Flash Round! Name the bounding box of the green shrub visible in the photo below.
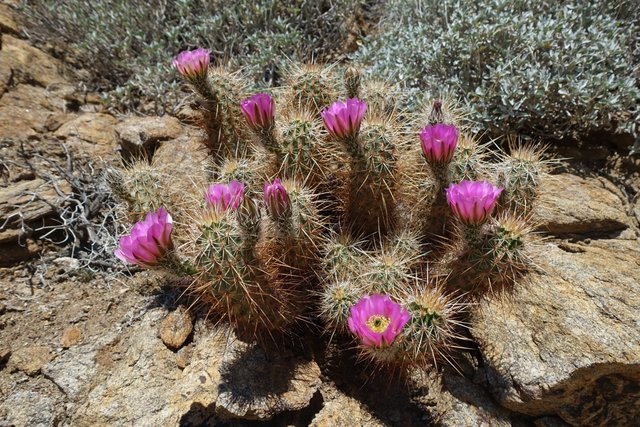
[22,0,364,113]
[356,0,640,152]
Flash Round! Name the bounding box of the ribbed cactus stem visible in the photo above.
[462,224,484,250]
[163,253,198,276]
[431,162,451,189]
[343,134,364,163]
[258,127,281,157]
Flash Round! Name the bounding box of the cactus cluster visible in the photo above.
[111,49,550,374]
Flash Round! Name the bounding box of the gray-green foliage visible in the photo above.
[357,0,640,151]
[22,0,362,113]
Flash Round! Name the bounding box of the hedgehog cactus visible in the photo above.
[112,52,551,375]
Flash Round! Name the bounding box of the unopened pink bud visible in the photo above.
[263,179,291,220]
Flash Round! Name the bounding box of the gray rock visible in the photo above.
[0,391,63,427]
[42,343,96,398]
[472,240,640,426]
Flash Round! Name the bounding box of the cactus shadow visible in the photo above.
[318,336,436,426]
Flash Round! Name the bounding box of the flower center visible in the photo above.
[366,315,391,333]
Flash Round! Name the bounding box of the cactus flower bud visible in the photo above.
[420,123,458,165]
[344,66,362,99]
[321,98,367,140]
[347,294,410,347]
[240,93,275,131]
[206,180,245,211]
[428,100,444,124]
[114,207,173,268]
[172,48,210,82]
[446,180,503,225]
[263,179,291,220]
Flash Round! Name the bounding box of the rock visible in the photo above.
[175,344,192,369]
[215,342,322,421]
[0,178,71,243]
[9,345,54,375]
[0,104,52,139]
[311,387,385,426]
[60,326,82,348]
[0,83,57,111]
[0,4,20,36]
[413,370,513,427]
[116,115,183,157]
[53,256,81,272]
[472,240,640,426]
[159,305,193,350]
[536,174,631,235]
[0,346,10,365]
[72,309,227,426]
[0,391,63,427]
[0,238,41,265]
[152,133,208,177]
[535,416,572,427]
[42,341,97,398]
[0,35,67,87]
[44,112,77,132]
[54,112,118,158]
[0,59,12,97]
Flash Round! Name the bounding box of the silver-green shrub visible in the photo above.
[22,0,363,113]
[356,0,640,152]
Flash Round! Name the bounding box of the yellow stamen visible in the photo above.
[366,315,391,333]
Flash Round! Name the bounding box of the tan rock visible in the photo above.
[60,326,82,348]
[159,305,193,349]
[54,112,118,158]
[0,178,71,242]
[0,59,12,97]
[72,309,227,426]
[535,174,631,235]
[0,35,67,87]
[115,115,183,156]
[0,83,57,110]
[175,344,192,369]
[472,240,640,426]
[9,345,54,376]
[0,104,51,139]
[0,4,20,36]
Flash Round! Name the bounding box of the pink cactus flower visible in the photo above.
[114,207,173,268]
[172,48,210,82]
[264,179,291,220]
[446,180,504,225]
[206,180,245,211]
[420,123,458,164]
[240,93,275,130]
[347,294,410,348]
[321,98,367,139]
